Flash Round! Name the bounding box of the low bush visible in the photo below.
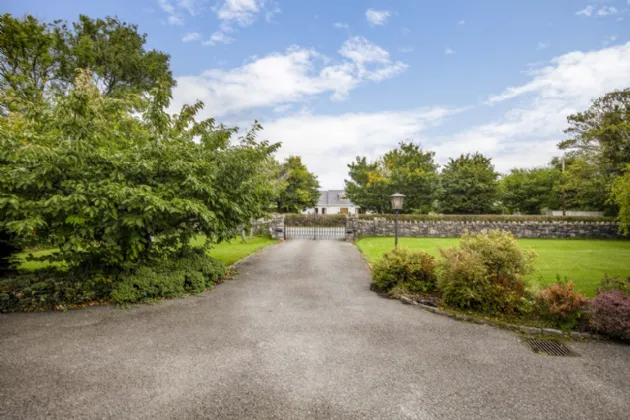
[0,248,227,311]
[536,279,589,330]
[438,230,535,314]
[371,248,437,296]
[284,214,347,227]
[110,249,226,305]
[590,291,630,341]
[596,274,630,295]
[357,214,615,223]
[0,228,21,275]
[0,269,112,312]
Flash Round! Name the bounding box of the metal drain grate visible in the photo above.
[524,339,576,356]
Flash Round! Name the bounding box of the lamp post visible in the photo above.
[390,193,406,248]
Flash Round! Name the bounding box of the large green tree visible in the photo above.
[438,153,499,214]
[275,156,320,213]
[559,88,630,177]
[0,13,174,108]
[0,70,277,271]
[499,166,562,214]
[555,156,609,212]
[345,142,439,213]
[610,165,630,235]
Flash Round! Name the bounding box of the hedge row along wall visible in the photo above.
[348,216,624,240]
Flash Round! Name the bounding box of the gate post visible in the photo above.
[271,214,285,241]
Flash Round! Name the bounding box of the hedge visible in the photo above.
[357,214,616,223]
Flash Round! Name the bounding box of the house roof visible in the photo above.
[316,190,356,207]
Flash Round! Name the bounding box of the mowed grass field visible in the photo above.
[17,235,278,271]
[355,237,630,297]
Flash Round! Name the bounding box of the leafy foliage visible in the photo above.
[438,153,499,214]
[357,214,615,223]
[0,13,173,107]
[284,214,347,227]
[609,166,630,235]
[0,249,226,311]
[536,278,588,330]
[345,142,439,213]
[590,291,630,341]
[557,156,609,213]
[371,248,437,295]
[110,250,226,305]
[559,88,630,178]
[0,268,112,312]
[0,228,20,274]
[597,274,630,295]
[0,70,279,271]
[275,156,320,213]
[437,230,535,314]
[499,166,562,214]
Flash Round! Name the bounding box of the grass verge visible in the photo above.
[355,237,630,297]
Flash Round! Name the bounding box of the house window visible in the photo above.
[322,208,327,215]
[315,208,319,214]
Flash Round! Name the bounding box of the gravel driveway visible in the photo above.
[1,240,629,419]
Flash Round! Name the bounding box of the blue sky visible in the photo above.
[6,0,630,188]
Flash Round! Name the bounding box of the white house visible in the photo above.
[302,190,360,215]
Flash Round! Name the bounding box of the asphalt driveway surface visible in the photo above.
[1,240,629,420]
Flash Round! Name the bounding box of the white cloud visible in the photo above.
[365,9,391,26]
[168,15,184,25]
[333,22,348,29]
[398,46,414,53]
[458,19,465,25]
[603,35,618,46]
[260,108,462,189]
[158,0,184,25]
[460,42,630,171]
[202,31,235,46]
[182,32,202,42]
[209,1,279,46]
[597,6,618,16]
[171,37,407,117]
[537,41,551,50]
[339,36,407,82]
[444,48,455,55]
[157,0,176,14]
[177,0,202,15]
[216,0,264,27]
[576,5,594,16]
[576,5,619,17]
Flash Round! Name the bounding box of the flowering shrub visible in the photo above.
[536,279,588,330]
[590,291,630,341]
[372,248,437,295]
[437,230,535,314]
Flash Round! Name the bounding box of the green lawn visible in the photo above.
[17,235,278,270]
[191,235,278,266]
[355,237,630,297]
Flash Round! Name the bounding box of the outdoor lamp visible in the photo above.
[390,193,405,247]
[390,193,405,211]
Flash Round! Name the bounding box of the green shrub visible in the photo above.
[371,248,437,295]
[0,228,21,275]
[357,214,615,223]
[536,278,589,330]
[0,269,111,312]
[596,274,630,295]
[110,250,226,305]
[437,230,535,314]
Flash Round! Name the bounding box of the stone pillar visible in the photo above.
[270,214,285,240]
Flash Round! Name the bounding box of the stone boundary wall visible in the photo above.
[347,217,624,240]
